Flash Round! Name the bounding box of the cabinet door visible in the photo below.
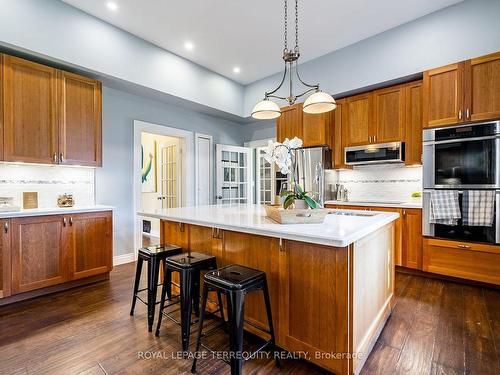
[0,55,3,160]
[369,206,403,266]
[3,55,58,164]
[302,111,331,147]
[11,215,67,294]
[279,241,350,375]
[344,93,372,146]
[402,209,422,270]
[373,85,405,143]
[423,62,464,127]
[59,71,102,166]
[464,52,500,122]
[404,81,423,165]
[0,219,11,298]
[331,99,352,170]
[276,103,303,143]
[68,212,112,280]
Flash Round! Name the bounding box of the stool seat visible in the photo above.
[205,265,264,290]
[139,244,182,257]
[166,252,215,269]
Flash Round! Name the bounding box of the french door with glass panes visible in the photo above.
[160,141,181,208]
[216,144,252,205]
[256,146,276,204]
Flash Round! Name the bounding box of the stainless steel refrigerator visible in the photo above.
[290,146,332,206]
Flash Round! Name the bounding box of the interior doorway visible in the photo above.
[133,120,195,252]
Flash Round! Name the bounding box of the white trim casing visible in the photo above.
[195,133,214,205]
[113,253,135,266]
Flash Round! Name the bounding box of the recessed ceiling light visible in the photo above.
[106,1,118,11]
[184,41,194,51]
[233,67,241,74]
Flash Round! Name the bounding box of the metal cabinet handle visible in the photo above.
[466,108,470,119]
[457,244,471,249]
[458,110,462,120]
[53,153,58,163]
[3,222,8,233]
[69,217,73,226]
[63,217,67,227]
[60,153,64,163]
[373,135,376,143]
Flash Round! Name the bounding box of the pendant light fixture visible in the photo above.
[251,0,336,120]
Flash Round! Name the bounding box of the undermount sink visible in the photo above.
[327,211,374,217]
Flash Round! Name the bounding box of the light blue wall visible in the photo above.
[243,120,276,142]
[243,0,500,116]
[96,86,246,256]
[0,0,244,116]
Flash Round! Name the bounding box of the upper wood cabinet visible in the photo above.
[465,52,500,122]
[302,111,333,147]
[344,92,372,147]
[59,71,102,166]
[1,54,102,166]
[276,103,303,143]
[332,99,351,169]
[3,55,59,164]
[373,84,405,143]
[423,51,500,127]
[404,81,423,165]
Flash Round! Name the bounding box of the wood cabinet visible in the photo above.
[5,212,112,296]
[1,54,102,166]
[404,81,423,165]
[302,111,333,147]
[3,55,59,164]
[344,92,372,146]
[423,51,500,127]
[423,238,500,285]
[278,240,349,375]
[59,71,102,166]
[161,220,189,249]
[68,211,112,280]
[11,215,67,294]
[276,103,303,143]
[332,99,351,169]
[401,208,422,270]
[373,84,405,143]
[465,52,500,122]
[0,219,11,298]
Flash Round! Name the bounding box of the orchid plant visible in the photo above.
[264,137,318,209]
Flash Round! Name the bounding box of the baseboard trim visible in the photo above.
[113,252,136,266]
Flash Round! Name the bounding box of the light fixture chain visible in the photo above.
[284,0,288,52]
[295,0,299,51]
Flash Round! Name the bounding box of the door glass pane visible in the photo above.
[231,152,238,163]
[224,168,230,182]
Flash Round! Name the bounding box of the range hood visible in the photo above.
[345,142,405,165]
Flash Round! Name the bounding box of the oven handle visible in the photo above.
[427,134,500,145]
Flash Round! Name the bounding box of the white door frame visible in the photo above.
[195,133,214,205]
[133,120,195,255]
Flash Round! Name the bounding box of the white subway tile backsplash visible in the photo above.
[332,164,422,202]
[0,164,95,208]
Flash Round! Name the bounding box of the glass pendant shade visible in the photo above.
[251,99,282,119]
[303,91,337,114]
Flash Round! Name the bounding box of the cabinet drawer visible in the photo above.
[423,238,500,285]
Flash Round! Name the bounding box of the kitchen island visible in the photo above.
[139,204,399,375]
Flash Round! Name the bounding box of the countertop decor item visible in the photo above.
[264,204,329,224]
[57,193,75,208]
[251,0,336,119]
[23,192,38,209]
[0,197,20,212]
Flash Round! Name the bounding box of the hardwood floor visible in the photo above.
[0,263,498,375]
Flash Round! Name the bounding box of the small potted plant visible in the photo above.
[264,137,319,210]
[280,184,318,209]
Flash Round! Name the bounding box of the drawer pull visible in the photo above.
[457,244,471,249]
[3,222,8,233]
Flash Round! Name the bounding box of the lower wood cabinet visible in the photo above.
[1,211,112,298]
[423,238,500,285]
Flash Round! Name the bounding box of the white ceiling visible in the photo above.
[61,0,462,85]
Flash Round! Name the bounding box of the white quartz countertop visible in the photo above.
[0,205,114,219]
[138,204,399,247]
[324,199,422,209]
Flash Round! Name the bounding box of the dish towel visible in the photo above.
[462,190,495,226]
[430,190,461,226]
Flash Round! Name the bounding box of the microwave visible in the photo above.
[423,121,500,189]
[345,142,404,165]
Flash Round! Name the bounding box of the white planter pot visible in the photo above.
[293,199,308,209]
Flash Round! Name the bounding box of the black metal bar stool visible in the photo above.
[129,244,182,332]
[156,252,225,353]
[191,264,280,375]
